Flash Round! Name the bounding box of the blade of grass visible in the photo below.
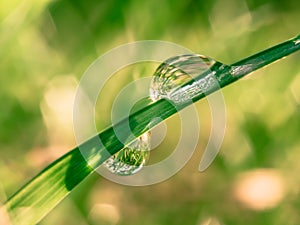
[3,34,300,225]
[4,99,178,225]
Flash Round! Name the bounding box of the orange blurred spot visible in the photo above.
[89,203,120,225]
[0,206,12,225]
[233,169,285,210]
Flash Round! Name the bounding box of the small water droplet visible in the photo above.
[149,54,217,103]
[104,132,150,176]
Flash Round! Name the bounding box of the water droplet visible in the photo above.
[104,132,150,176]
[150,54,217,102]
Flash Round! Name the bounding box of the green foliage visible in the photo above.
[1,1,300,225]
[3,35,300,224]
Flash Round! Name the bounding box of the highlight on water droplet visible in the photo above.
[104,132,150,176]
[150,54,217,102]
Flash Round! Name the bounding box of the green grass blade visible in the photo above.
[3,34,300,225]
[3,99,178,225]
[3,148,92,225]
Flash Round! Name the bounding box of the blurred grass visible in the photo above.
[1,0,300,224]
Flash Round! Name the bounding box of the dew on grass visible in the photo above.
[103,132,150,176]
[104,54,217,176]
[150,54,217,103]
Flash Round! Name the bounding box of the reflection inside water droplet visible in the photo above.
[150,54,216,102]
[103,132,150,176]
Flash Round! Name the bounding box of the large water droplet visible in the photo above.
[150,54,217,102]
[104,132,150,176]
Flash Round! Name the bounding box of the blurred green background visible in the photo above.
[1,0,300,224]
